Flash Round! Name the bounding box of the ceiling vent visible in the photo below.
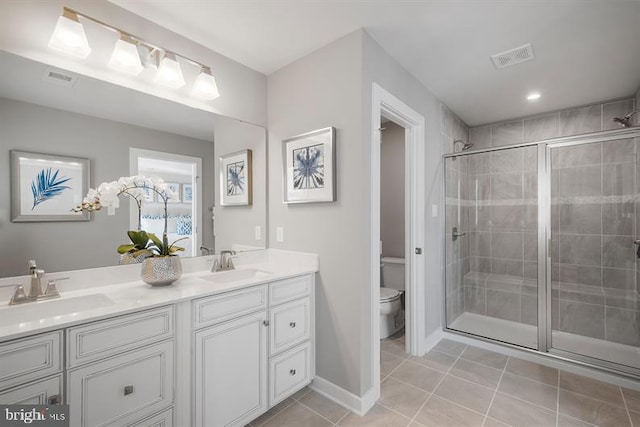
[491,44,534,69]
[42,68,78,87]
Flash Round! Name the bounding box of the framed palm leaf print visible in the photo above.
[283,127,336,203]
[11,150,90,222]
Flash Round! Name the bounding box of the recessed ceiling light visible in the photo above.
[527,92,541,101]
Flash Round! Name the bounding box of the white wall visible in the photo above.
[0,0,267,126]
[0,97,215,277]
[380,121,405,258]
[268,31,364,394]
[636,87,640,125]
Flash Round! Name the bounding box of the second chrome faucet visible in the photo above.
[211,250,236,272]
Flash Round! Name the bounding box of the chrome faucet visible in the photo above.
[212,250,236,272]
[28,259,45,299]
[1,260,65,306]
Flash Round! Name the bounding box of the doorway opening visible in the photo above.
[367,83,426,412]
[130,148,203,257]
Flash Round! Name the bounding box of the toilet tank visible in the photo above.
[381,257,405,291]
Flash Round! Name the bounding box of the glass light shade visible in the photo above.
[109,38,143,75]
[154,55,185,89]
[192,70,220,100]
[48,15,91,59]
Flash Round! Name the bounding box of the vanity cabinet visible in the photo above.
[193,285,269,427]
[192,274,315,427]
[66,306,175,427]
[0,375,63,405]
[0,331,63,405]
[0,269,315,427]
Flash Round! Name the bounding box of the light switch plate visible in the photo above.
[276,227,284,243]
[255,226,261,241]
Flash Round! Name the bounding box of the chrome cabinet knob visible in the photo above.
[289,369,296,376]
[124,385,134,396]
[289,322,296,328]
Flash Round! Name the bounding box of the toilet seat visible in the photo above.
[380,287,400,302]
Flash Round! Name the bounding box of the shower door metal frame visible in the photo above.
[443,126,640,378]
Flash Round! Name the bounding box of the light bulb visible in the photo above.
[192,68,220,100]
[109,36,143,75]
[154,53,185,89]
[48,12,91,59]
[527,92,541,101]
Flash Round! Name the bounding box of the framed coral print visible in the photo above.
[10,150,90,222]
[219,149,252,206]
[283,127,335,204]
[182,183,193,203]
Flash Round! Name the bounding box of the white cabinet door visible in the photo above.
[67,340,174,427]
[0,375,62,405]
[194,311,267,427]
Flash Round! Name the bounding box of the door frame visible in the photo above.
[368,83,426,409]
[130,147,203,255]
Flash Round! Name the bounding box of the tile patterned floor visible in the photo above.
[247,334,640,427]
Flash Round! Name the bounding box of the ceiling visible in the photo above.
[110,0,640,126]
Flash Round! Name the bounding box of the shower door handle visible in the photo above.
[452,227,466,241]
[633,240,640,245]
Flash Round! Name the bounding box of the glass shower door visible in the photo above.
[548,137,640,371]
[445,146,539,349]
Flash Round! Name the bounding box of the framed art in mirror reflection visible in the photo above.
[10,150,90,222]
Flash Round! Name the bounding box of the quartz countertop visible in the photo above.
[0,249,318,343]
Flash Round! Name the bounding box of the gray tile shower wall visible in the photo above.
[467,98,636,151]
[457,96,640,342]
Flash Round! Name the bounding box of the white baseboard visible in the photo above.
[309,376,376,416]
[423,328,444,354]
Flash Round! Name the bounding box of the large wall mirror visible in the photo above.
[0,50,267,278]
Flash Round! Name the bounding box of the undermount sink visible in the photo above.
[0,293,115,326]
[199,268,273,284]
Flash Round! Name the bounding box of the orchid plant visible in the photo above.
[73,175,184,257]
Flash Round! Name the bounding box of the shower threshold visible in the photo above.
[449,312,640,373]
[448,312,537,349]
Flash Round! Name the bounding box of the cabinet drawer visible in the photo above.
[67,306,174,368]
[0,331,62,391]
[269,275,311,306]
[67,340,174,427]
[270,298,310,355]
[0,374,62,405]
[127,407,173,427]
[269,342,311,406]
[193,285,267,329]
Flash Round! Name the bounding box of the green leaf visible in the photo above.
[117,244,136,254]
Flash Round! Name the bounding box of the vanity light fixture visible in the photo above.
[108,34,144,76]
[49,7,220,99]
[48,9,92,59]
[155,53,186,89]
[192,67,220,100]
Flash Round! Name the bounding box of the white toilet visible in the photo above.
[380,256,405,339]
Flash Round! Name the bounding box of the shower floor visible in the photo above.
[449,312,640,371]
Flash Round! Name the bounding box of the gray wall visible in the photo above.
[0,97,214,277]
[268,31,364,394]
[362,30,450,377]
[381,121,405,258]
[268,29,451,397]
[213,115,267,251]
